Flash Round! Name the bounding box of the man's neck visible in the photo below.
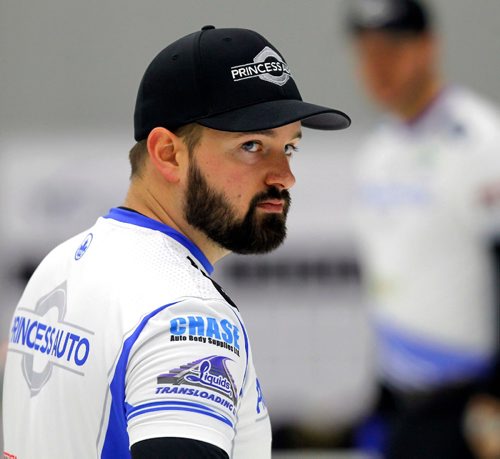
[123,180,229,265]
[397,77,443,123]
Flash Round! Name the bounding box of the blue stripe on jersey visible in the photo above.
[127,401,234,427]
[104,207,214,274]
[126,399,221,418]
[131,407,233,428]
[101,301,180,459]
[376,320,494,387]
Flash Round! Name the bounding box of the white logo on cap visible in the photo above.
[353,0,399,27]
[230,46,292,87]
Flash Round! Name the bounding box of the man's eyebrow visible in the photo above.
[233,129,303,140]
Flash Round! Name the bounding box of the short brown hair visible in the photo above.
[128,123,204,178]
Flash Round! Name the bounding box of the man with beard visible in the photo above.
[2,26,350,458]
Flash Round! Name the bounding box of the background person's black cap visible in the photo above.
[347,0,430,35]
[134,26,351,141]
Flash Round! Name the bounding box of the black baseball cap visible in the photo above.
[134,26,351,141]
[347,0,430,35]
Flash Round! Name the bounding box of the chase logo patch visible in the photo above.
[231,46,291,87]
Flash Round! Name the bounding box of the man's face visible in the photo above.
[183,122,301,254]
[353,30,434,113]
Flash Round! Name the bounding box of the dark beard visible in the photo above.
[184,158,291,254]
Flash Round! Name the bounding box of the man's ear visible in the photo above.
[146,127,186,183]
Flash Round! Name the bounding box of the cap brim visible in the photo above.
[197,99,351,132]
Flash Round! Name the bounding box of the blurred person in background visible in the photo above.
[346,0,500,457]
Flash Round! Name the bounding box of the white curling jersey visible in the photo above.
[2,207,271,458]
[353,87,500,392]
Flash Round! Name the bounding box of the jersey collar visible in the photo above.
[103,207,214,275]
[393,86,450,130]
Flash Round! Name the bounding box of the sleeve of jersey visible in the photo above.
[124,297,247,456]
[453,141,500,237]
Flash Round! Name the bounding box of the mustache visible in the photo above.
[251,187,291,208]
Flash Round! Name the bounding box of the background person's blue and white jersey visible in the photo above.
[2,207,270,458]
[353,87,500,392]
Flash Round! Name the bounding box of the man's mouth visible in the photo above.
[256,199,285,213]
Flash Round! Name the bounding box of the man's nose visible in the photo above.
[264,153,296,191]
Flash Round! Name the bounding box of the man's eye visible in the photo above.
[285,144,299,156]
[241,141,261,153]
